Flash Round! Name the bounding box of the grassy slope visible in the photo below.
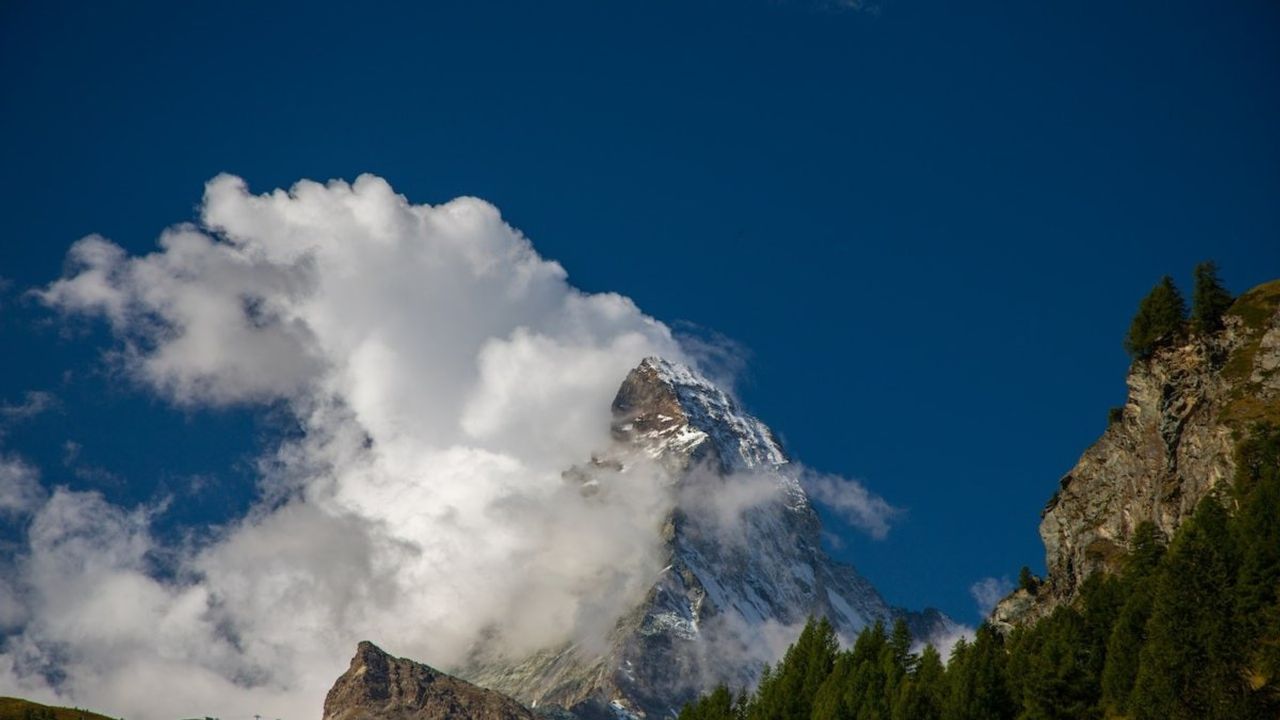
[0,698,117,720]
[1221,278,1280,429]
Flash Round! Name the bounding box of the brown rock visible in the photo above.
[323,641,536,720]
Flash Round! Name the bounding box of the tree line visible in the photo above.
[1124,260,1232,359]
[678,423,1280,720]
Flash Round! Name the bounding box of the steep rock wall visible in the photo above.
[995,280,1280,629]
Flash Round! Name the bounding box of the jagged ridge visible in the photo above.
[465,357,953,718]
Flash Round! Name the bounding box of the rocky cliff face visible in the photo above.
[994,280,1280,630]
[462,357,952,718]
[324,642,535,720]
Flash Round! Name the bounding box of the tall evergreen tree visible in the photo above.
[1017,607,1102,720]
[678,685,742,720]
[811,651,854,720]
[888,618,915,684]
[1101,526,1165,718]
[1191,260,1233,333]
[813,621,891,720]
[1132,498,1244,720]
[943,625,1013,720]
[1124,276,1188,358]
[749,616,838,720]
[1230,424,1280,715]
[893,645,945,720]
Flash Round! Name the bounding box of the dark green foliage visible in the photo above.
[1231,425,1280,713]
[811,620,891,720]
[749,616,839,720]
[1124,276,1187,359]
[1131,498,1244,719]
[1122,522,1166,579]
[943,624,1013,720]
[1018,566,1039,592]
[1010,607,1098,720]
[680,425,1280,720]
[1100,524,1164,716]
[678,685,744,720]
[893,644,945,720]
[1191,260,1233,333]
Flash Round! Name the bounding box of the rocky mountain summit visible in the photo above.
[461,357,951,718]
[995,280,1280,630]
[323,642,535,720]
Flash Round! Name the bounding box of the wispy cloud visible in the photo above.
[801,468,900,540]
[0,391,56,428]
[0,455,44,517]
[970,576,1014,616]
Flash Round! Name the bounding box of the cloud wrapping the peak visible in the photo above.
[8,174,688,718]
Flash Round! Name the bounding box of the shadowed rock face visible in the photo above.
[994,280,1280,630]
[324,641,535,720]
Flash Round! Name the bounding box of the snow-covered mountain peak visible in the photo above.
[464,357,954,719]
[611,356,787,473]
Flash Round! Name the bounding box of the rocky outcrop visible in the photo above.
[463,357,953,718]
[994,280,1280,630]
[323,641,535,720]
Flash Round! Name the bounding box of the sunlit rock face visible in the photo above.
[995,281,1280,631]
[324,641,535,720]
[463,357,953,719]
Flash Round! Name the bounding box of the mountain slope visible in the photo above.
[995,279,1280,629]
[463,357,951,718]
[0,698,116,720]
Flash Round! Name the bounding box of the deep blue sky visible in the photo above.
[1,0,1277,623]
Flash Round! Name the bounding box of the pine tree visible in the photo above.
[1191,260,1233,333]
[678,685,742,720]
[1106,517,1167,711]
[1230,424,1280,715]
[1017,607,1099,720]
[893,645,945,720]
[943,625,1013,720]
[1132,498,1244,720]
[811,652,854,720]
[1018,566,1039,592]
[814,620,890,720]
[1232,425,1280,625]
[749,616,838,720]
[1078,573,1124,685]
[888,618,915,679]
[1124,276,1188,359]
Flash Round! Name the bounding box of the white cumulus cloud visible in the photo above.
[5,174,688,719]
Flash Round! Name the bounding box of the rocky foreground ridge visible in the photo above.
[994,279,1280,630]
[323,642,534,720]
